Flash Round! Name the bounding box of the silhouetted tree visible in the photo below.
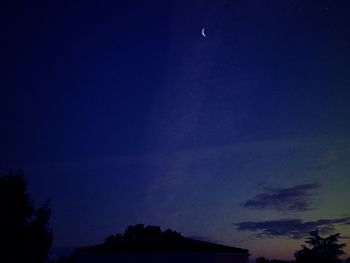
[124,224,162,242]
[104,233,123,246]
[294,229,345,263]
[76,224,248,254]
[0,170,52,263]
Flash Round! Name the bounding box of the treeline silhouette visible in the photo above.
[76,224,248,254]
[1,171,349,263]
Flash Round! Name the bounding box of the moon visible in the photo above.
[201,27,206,38]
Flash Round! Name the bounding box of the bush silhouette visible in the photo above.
[0,170,52,263]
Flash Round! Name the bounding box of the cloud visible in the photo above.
[242,184,320,212]
[235,217,350,239]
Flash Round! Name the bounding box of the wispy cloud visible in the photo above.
[235,217,350,239]
[242,184,320,212]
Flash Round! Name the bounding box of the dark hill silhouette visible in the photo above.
[75,224,248,254]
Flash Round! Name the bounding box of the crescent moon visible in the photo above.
[202,27,206,38]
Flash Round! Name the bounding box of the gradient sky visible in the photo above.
[1,0,350,260]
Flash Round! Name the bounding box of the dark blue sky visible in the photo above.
[1,0,350,260]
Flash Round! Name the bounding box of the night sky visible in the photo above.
[1,0,350,260]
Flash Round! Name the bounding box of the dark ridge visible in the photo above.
[75,224,248,254]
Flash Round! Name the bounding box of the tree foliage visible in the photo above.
[99,224,183,252]
[76,224,248,254]
[294,229,345,263]
[0,170,52,263]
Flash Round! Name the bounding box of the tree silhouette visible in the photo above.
[0,170,52,263]
[77,224,248,254]
[123,224,162,243]
[294,229,345,263]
